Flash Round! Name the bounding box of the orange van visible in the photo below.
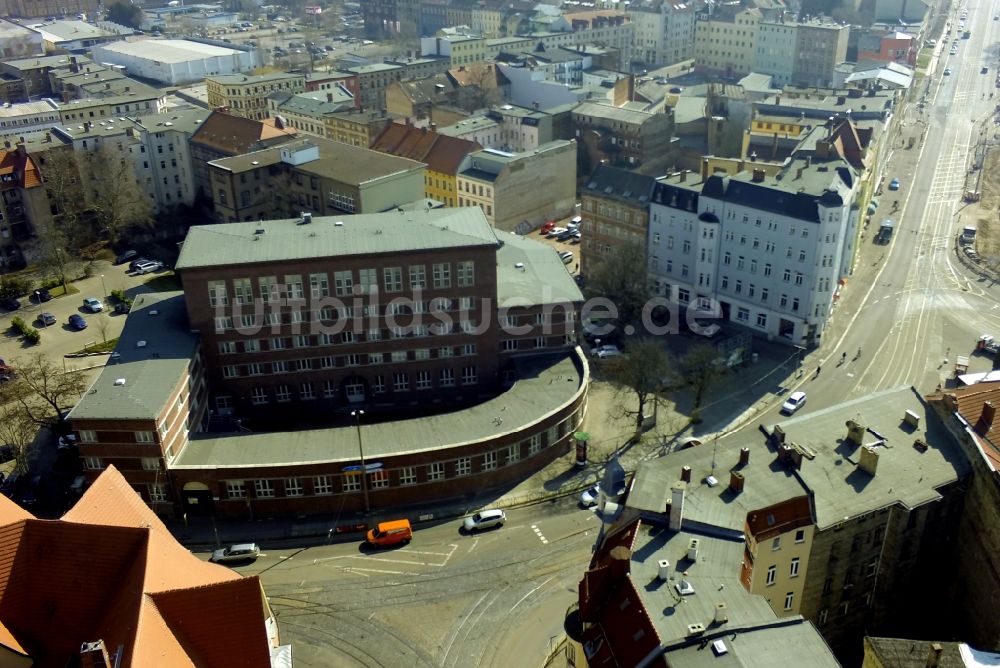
[366,519,412,547]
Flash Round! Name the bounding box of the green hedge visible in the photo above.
[10,316,40,344]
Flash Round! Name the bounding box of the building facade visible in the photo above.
[205,72,306,120]
[579,164,657,271]
[571,101,673,171]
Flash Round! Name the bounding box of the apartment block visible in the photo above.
[208,138,426,223]
[571,101,673,172]
[456,140,577,233]
[347,63,405,110]
[626,0,702,68]
[579,164,657,271]
[420,34,491,68]
[693,4,763,78]
[371,123,481,207]
[648,125,861,346]
[0,98,60,138]
[205,72,306,120]
[305,70,361,102]
[0,144,48,268]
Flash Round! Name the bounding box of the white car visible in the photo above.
[134,260,163,275]
[943,68,953,76]
[462,508,506,532]
[781,391,807,415]
[591,344,622,359]
[546,226,568,238]
[210,542,260,563]
[580,484,601,507]
[559,250,574,264]
[82,297,103,312]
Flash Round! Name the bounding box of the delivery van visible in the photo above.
[366,519,412,547]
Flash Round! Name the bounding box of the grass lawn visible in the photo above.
[143,273,180,292]
[72,337,119,355]
[916,50,931,70]
[49,283,79,298]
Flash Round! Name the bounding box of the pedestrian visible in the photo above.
[815,365,822,377]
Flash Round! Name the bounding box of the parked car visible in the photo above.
[114,301,132,314]
[114,249,138,265]
[781,391,807,415]
[37,312,56,327]
[591,344,622,359]
[555,229,575,241]
[366,519,413,547]
[82,297,103,312]
[888,177,901,190]
[570,215,582,225]
[580,484,601,508]
[944,68,953,76]
[559,250,574,264]
[68,314,87,330]
[546,226,568,238]
[134,260,163,275]
[29,288,51,303]
[1,297,19,311]
[462,508,506,532]
[128,257,150,271]
[210,542,261,563]
[540,220,556,235]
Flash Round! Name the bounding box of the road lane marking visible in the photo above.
[532,524,549,545]
[509,576,556,614]
[467,538,479,554]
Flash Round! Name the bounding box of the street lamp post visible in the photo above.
[351,409,370,513]
[100,274,108,303]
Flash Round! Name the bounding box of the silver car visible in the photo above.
[210,542,260,563]
[462,508,506,532]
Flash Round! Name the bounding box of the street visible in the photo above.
[204,500,599,667]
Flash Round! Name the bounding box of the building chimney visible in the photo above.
[859,445,880,475]
[846,420,866,446]
[729,471,744,493]
[83,122,91,132]
[738,447,750,467]
[80,641,111,668]
[982,401,997,426]
[430,122,437,131]
[926,643,943,668]
[772,425,786,444]
[327,92,333,102]
[752,168,765,183]
[609,545,631,581]
[681,465,691,482]
[678,170,687,183]
[669,481,686,530]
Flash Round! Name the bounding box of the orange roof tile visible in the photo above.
[0,466,272,667]
[930,384,1000,469]
[191,110,297,156]
[371,123,480,176]
[0,493,32,527]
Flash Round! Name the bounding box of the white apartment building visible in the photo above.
[0,98,60,138]
[626,0,701,68]
[132,107,206,211]
[648,130,860,346]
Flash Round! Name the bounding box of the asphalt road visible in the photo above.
[206,499,600,667]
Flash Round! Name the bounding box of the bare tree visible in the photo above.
[583,240,651,332]
[605,338,675,437]
[5,353,89,425]
[84,145,154,247]
[0,405,38,474]
[37,149,90,290]
[680,343,726,423]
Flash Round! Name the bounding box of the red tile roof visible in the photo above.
[191,110,297,156]
[371,122,480,176]
[0,466,273,667]
[930,383,1000,470]
[0,149,43,189]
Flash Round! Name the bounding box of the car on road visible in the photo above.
[68,314,87,330]
[580,484,601,507]
[462,508,506,532]
[114,249,138,265]
[210,542,261,564]
[944,68,953,76]
[0,297,19,311]
[888,177,901,190]
[37,312,56,327]
[128,257,150,271]
[29,288,51,303]
[781,391,807,415]
[82,297,103,312]
[591,344,622,359]
[982,67,989,75]
[546,226,568,239]
[559,250,574,264]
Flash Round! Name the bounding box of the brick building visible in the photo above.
[579,164,657,272]
[205,72,305,120]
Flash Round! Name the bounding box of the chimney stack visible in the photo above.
[752,168,765,183]
[859,445,880,475]
[738,447,750,467]
[982,401,997,426]
[609,545,631,581]
[729,471,744,493]
[926,643,943,668]
[772,425,786,444]
[669,481,686,531]
[846,420,865,446]
[679,170,687,183]
[681,465,691,482]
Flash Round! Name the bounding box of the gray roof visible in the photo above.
[628,386,969,532]
[661,617,841,667]
[134,106,209,135]
[207,72,303,85]
[271,89,354,115]
[347,62,404,75]
[176,208,500,270]
[583,163,656,206]
[2,54,84,71]
[436,116,499,137]
[573,101,658,124]
[171,353,586,468]
[93,39,244,63]
[68,292,199,421]
[494,229,584,306]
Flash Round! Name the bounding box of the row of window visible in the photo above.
[245,366,479,404]
[223,347,480,378]
[206,264,477,306]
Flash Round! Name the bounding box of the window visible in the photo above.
[428,462,445,481]
[440,368,455,387]
[772,537,781,551]
[141,457,160,471]
[756,313,767,328]
[334,270,353,296]
[457,260,474,287]
[285,478,303,496]
[275,384,291,402]
[207,280,228,306]
[784,592,794,610]
[251,387,268,404]
[310,273,329,298]
[866,561,878,578]
[284,274,303,300]
[393,372,409,392]
[433,262,451,288]
[370,470,389,489]
[766,565,776,586]
[218,341,236,354]
[455,457,471,476]
[409,264,426,289]
[416,370,432,389]
[314,475,332,495]
[737,307,749,322]
[357,268,377,294]
[135,431,154,444]
[383,267,402,293]
[254,479,274,498]
[529,434,542,455]
[342,474,361,492]
[818,609,828,626]
[483,451,497,470]
[226,480,245,498]
[790,558,800,577]
[461,366,477,385]
[795,529,806,543]
[373,375,386,394]
[78,430,97,443]
[399,467,417,485]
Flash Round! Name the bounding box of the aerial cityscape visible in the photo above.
[0,0,995,666]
